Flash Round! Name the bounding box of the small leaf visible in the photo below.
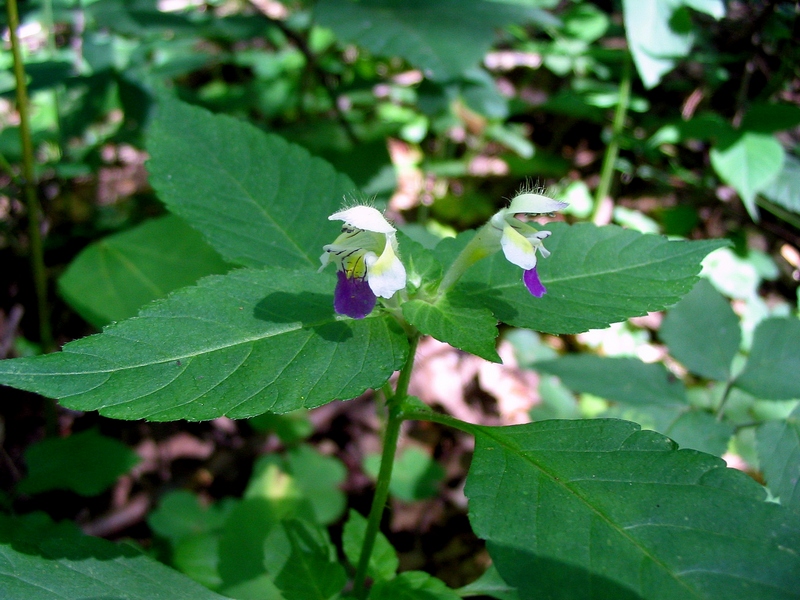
[536,355,687,407]
[368,571,461,600]
[757,407,800,512]
[58,215,232,328]
[273,520,347,600]
[734,317,800,400]
[0,268,409,421]
[316,0,556,82]
[465,419,800,600]
[0,513,228,600]
[147,95,357,269]
[659,278,741,381]
[18,429,139,496]
[710,131,785,219]
[342,509,399,582]
[402,293,500,363]
[456,222,726,335]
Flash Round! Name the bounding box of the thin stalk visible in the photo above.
[353,334,420,599]
[7,0,54,351]
[591,58,632,223]
[715,380,734,422]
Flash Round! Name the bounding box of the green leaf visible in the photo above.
[342,510,399,582]
[148,491,231,546]
[740,103,800,134]
[368,571,461,600]
[0,512,229,600]
[147,95,357,269]
[58,215,232,328]
[173,533,223,590]
[763,153,800,215]
[402,293,500,363]
[623,0,703,89]
[364,447,445,502]
[18,429,139,496]
[662,409,735,457]
[457,565,519,600]
[273,520,347,600]
[316,0,555,81]
[0,268,409,421]
[757,407,800,512]
[456,222,726,334]
[710,131,785,219]
[659,278,741,381]
[285,444,347,525]
[535,356,687,407]
[465,419,800,600]
[734,317,800,400]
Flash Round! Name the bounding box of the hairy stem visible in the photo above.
[591,58,631,223]
[353,333,419,598]
[6,0,54,351]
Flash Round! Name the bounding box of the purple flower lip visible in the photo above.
[334,271,377,319]
[523,267,546,298]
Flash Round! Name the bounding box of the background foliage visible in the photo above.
[1,1,799,599]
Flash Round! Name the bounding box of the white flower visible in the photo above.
[320,205,407,318]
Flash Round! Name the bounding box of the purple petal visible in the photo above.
[523,267,546,297]
[334,271,377,319]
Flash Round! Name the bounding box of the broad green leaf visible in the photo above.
[0,268,409,421]
[740,103,800,134]
[285,444,347,525]
[316,0,555,81]
[58,215,232,328]
[368,571,461,600]
[173,533,223,590]
[763,153,800,215]
[342,510,399,582]
[402,294,500,363]
[465,419,800,600]
[455,222,726,334]
[710,131,785,219]
[18,429,139,496]
[734,317,800,400]
[148,491,231,547]
[659,278,741,381]
[535,355,687,407]
[458,566,519,600]
[364,446,445,502]
[147,95,357,269]
[757,407,800,512]
[273,520,347,600]
[0,513,228,600]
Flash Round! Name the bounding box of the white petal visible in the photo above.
[318,251,331,272]
[329,205,395,234]
[508,193,569,215]
[364,240,406,298]
[500,224,538,270]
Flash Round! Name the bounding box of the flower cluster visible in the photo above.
[320,192,567,318]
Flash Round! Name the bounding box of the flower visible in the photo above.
[488,192,568,297]
[320,206,407,318]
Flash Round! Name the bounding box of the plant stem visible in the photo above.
[591,57,632,223]
[352,333,419,599]
[715,380,734,421]
[6,0,54,351]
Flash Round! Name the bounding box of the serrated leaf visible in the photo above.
[402,293,500,362]
[536,355,687,407]
[710,131,785,220]
[659,278,741,381]
[757,407,800,512]
[734,317,800,400]
[342,510,399,582]
[456,222,726,334]
[316,0,555,81]
[147,95,357,269]
[18,429,140,496]
[465,419,800,600]
[58,215,232,328]
[0,268,409,421]
[0,513,228,600]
